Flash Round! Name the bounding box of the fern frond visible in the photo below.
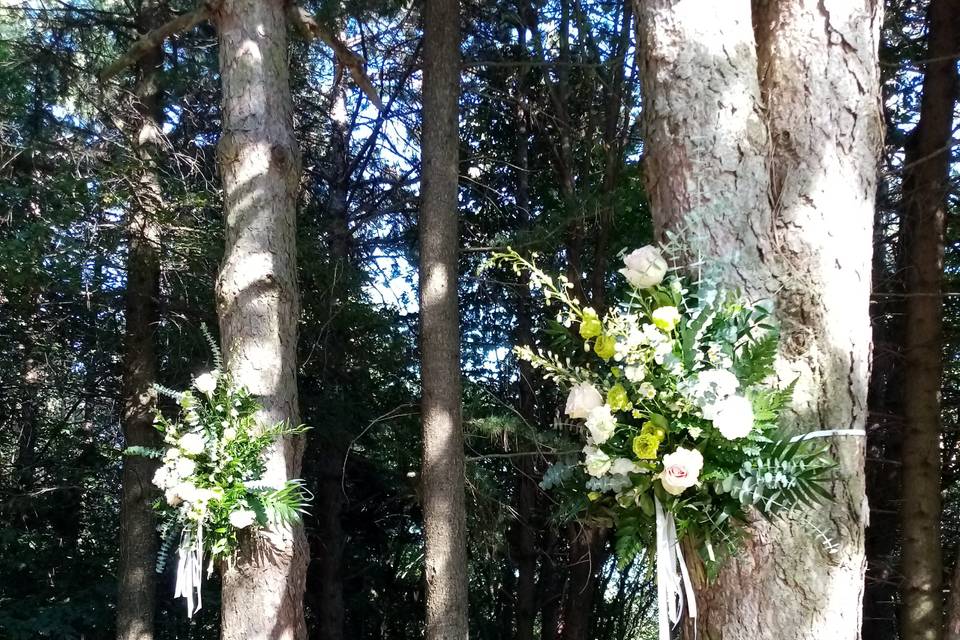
[735,332,779,386]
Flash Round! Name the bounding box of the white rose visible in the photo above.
[165,488,183,506]
[565,382,604,420]
[228,509,257,529]
[191,487,215,506]
[624,365,646,382]
[711,395,755,440]
[178,432,206,456]
[172,481,199,504]
[174,456,197,478]
[609,458,640,476]
[659,447,704,495]
[193,371,218,396]
[584,405,617,444]
[223,427,237,441]
[583,445,612,477]
[619,246,668,289]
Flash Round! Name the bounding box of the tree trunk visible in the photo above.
[116,6,164,637]
[899,1,959,638]
[418,0,468,635]
[308,68,350,640]
[539,528,563,640]
[946,545,960,640]
[511,39,538,640]
[213,0,307,636]
[637,1,882,638]
[863,205,904,640]
[560,526,607,640]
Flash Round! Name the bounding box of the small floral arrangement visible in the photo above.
[126,327,309,616]
[490,247,838,572]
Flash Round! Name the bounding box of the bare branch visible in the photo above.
[286,4,383,110]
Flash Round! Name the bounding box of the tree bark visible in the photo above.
[559,526,607,640]
[213,0,307,636]
[511,35,538,640]
[863,190,905,640]
[637,1,882,638]
[899,2,959,639]
[539,528,563,640]
[308,72,350,640]
[418,0,468,636]
[116,4,164,637]
[946,545,960,640]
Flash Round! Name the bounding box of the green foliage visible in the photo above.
[124,445,165,459]
[495,248,842,573]
[734,332,779,387]
[133,364,311,581]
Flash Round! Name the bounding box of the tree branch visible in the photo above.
[99,1,217,80]
[286,4,383,110]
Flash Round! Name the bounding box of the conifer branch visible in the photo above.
[99,1,220,80]
[285,4,384,110]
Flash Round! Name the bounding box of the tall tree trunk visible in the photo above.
[418,0,468,635]
[637,1,882,638]
[899,1,959,638]
[511,35,538,640]
[539,529,563,640]
[116,5,164,636]
[214,0,307,636]
[309,71,350,640]
[560,526,607,640]
[863,194,905,640]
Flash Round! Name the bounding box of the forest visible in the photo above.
[0,0,958,639]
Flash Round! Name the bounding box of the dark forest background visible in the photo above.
[0,0,956,638]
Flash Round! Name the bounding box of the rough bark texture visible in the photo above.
[116,7,164,637]
[213,0,308,636]
[418,0,468,635]
[637,1,882,638]
[898,3,959,639]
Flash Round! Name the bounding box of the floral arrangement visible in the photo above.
[490,245,844,620]
[126,327,309,616]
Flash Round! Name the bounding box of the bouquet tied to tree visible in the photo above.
[490,245,861,640]
[126,327,310,616]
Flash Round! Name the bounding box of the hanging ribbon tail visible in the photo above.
[173,528,204,618]
[655,496,697,640]
[788,428,866,443]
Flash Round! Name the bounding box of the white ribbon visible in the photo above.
[650,429,866,640]
[788,429,866,443]
[173,526,204,617]
[655,496,697,640]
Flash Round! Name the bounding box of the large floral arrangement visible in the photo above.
[491,246,849,636]
[126,328,309,616]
